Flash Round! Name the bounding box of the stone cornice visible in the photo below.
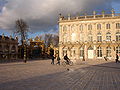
[59,16,120,23]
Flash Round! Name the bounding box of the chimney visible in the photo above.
[93,11,96,18]
[111,9,115,17]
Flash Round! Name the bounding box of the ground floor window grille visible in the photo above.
[106,47,111,57]
[116,32,120,41]
[97,47,102,57]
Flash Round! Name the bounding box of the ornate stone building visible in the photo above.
[0,34,18,60]
[29,36,45,58]
[59,10,120,61]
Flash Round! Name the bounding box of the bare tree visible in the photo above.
[15,19,29,45]
[44,34,53,47]
[44,34,59,47]
[52,35,59,47]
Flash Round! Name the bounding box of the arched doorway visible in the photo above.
[32,45,42,58]
[88,46,94,59]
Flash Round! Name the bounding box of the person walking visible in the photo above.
[116,54,119,63]
[51,55,55,65]
[56,55,61,65]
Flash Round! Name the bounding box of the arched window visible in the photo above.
[97,47,102,57]
[116,23,120,29]
[106,47,111,57]
[97,32,102,42]
[79,25,83,31]
[106,24,110,29]
[106,32,111,41]
[116,46,120,54]
[88,24,92,30]
[116,32,120,41]
[80,47,84,57]
[97,24,101,30]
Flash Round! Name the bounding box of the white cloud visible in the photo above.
[0,0,119,33]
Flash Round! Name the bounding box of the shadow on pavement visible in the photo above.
[0,61,120,90]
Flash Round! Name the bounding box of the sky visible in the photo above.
[0,0,120,38]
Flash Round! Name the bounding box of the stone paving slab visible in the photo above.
[0,59,120,90]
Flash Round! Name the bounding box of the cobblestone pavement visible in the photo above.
[0,59,120,90]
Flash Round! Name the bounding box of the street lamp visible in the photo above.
[23,40,27,63]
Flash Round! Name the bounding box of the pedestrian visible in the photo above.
[56,55,61,65]
[24,59,27,63]
[116,54,119,63]
[51,55,55,65]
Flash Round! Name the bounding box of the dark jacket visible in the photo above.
[64,55,69,60]
[57,57,60,61]
[52,56,55,60]
[116,54,119,59]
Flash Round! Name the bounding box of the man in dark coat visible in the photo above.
[116,54,119,63]
[51,55,55,64]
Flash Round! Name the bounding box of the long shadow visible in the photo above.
[0,61,120,90]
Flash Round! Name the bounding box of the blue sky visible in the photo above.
[0,0,120,38]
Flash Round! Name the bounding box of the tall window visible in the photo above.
[97,33,102,42]
[116,46,120,54]
[71,25,75,31]
[0,45,2,52]
[71,33,76,42]
[106,47,111,57]
[73,50,76,56]
[116,23,120,29]
[11,45,16,53]
[80,47,84,57]
[116,32,120,41]
[0,45,2,49]
[80,25,83,31]
[97,47,102,57]
[71,49,76,57]
[88,34,93,42]
[106,32,111,41]
[63,34,67,43]
[106,24,110,29]
[88,24,92,30]
[97,24,101,30]
[5,45,9,53]
[80,33,84,42]
[63,26,67,31]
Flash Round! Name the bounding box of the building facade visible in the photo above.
[0,34,18,60]
[59,10,120,61]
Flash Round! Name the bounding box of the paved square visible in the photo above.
[0,60,120,90]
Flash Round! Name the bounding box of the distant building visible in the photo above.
[0,34,18,60]
[59,9,120,61]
